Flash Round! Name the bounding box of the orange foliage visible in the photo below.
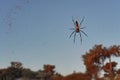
[82,45,120,79]
[62,72,91,80]
[102,62,117,74]
[43,64,55,73]
[50,75,63,80]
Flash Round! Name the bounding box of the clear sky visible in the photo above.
[0,0,120,75]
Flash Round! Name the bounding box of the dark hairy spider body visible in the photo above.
[69,17,88,44]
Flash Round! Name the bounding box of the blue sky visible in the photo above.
[0,0,120,75]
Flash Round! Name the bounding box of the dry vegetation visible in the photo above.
[0,44,120,80]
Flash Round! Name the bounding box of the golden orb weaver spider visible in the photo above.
[69,17,88,44]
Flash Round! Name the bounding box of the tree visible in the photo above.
[102,61,117,76]
[36,64,55,80]
[7,67,22,79]
[106,45,120,75]
[82,44,120,79]
[82,45,104,79]
[22,68,36,79]
[62,72,91,80]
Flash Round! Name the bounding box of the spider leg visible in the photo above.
[69,31,75,38]
[69,28,75,30]
[80,27,86,29]
[72,16,75,26]
[79,31,82,44]
[80,16,85,26]
[81,30,88,37]
[73,32,76,43]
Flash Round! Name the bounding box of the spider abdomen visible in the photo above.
[75,21,79,32]
[76,28,79,32]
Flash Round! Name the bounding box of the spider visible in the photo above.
[69,17,88,44]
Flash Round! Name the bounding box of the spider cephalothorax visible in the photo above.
[69,17,88,44]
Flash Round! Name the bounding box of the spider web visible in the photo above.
[4,0,31,34]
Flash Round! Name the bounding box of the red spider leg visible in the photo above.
[73,32,76,43]
[69,31,75,38]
